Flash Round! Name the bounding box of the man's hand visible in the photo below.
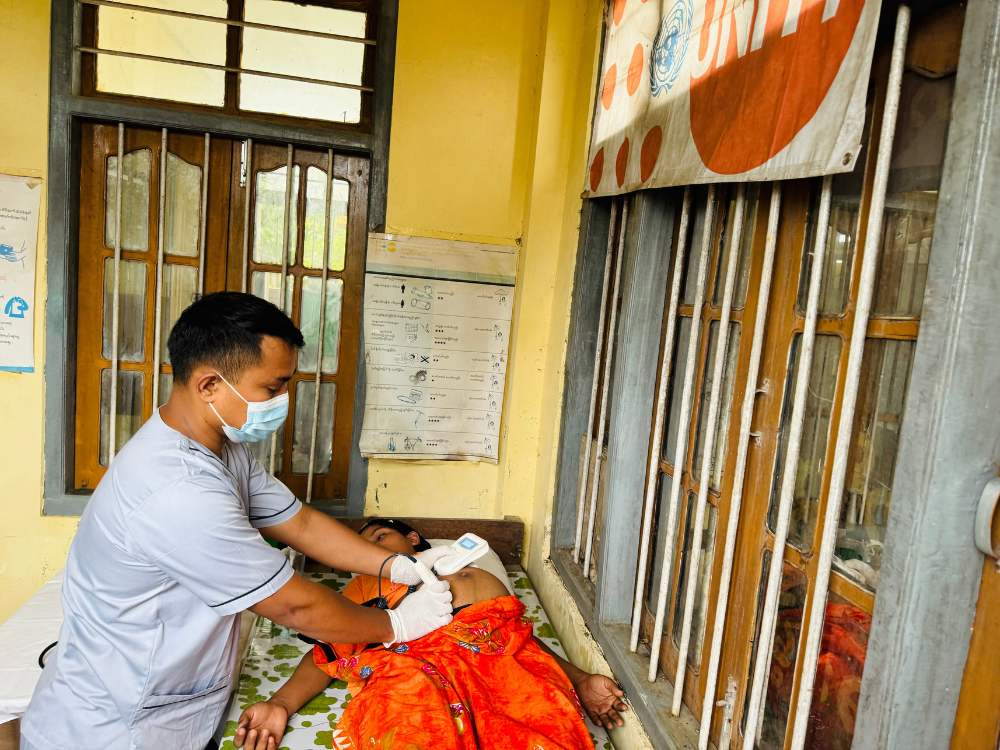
[389,547,453,585]
[574,673,629,730]
[234,700,289,750]
[386,579,453,643]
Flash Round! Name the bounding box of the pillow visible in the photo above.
[428,539,515,595]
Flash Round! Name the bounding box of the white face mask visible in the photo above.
[209,372,289,443]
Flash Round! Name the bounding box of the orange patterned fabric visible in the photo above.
[313,578,592,750]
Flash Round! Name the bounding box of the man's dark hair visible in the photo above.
[167,292,304,383]
[358,518,432,552]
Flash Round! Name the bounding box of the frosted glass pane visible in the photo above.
[249,428,285,473]
[253,165,299,265]
[692,322,741,490]
[158,373,173,407]
[99,369,144,466]
[662,317,692,462]
[241,1,365,123]
[160,264,198,363]
[96,0,226,106]
[102,258,147,362]
[300,277,343,374]
[671,494,717,667]
[163,153,202,258]
[250,271,293,313]
[106,149,151,252]
[303,167,349,271]
[292,380,336,474]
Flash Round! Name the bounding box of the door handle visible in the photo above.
[974,476,1000,560]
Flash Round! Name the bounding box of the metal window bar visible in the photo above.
[267,143,295,476]
[630,187,692,651]
[76,47,375,94]
[573,201,620,560]
[108,122,125,463]
[648,185,718,682]
[198,133,210,294]
[77,0,378,46]
[240,139,253,294]
[583,200,630,579]
[741,175,834,750]
[789,8,911,748]
[698,184,783,750]
[151,128,168,408]
[306,148,335,503]
[672,185,747,714]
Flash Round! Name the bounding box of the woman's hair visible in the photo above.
[358,518,432,552]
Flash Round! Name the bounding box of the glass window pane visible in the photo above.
[802,591,872,749]
[241,0,365,123]
[253,165,300,266]
[99,369,144,466]
[742,554,808,750]
[709,194,733,307]
[96,0,227,106]
[250,271,293,312]
[292,380,336,474]
[106,149,152,252]
[836,339,915,590]
[767,334,842,551]
[671,493,717,667]
[682,195,709,305]
[300,277,344,374]
[693,321,741,489]
[163,153,202,258]
[160,264,198,363]
[158,373,172,407]
[662,317,693,462]
[796,175,861,317]
[734,184,760,309]
[102,258,147,362]
[647,472,681,609]
[249,428,285,473]
[303,167,350,272]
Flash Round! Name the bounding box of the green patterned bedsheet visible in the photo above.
[216,568,612,749]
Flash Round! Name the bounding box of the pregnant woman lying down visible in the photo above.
[235,519,628,750]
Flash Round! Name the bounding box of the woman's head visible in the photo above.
[358,518,432,555]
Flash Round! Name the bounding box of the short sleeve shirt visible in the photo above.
[21,411,301,750]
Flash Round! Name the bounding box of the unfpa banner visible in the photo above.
[586,0,882,195]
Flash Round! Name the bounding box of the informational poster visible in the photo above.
[586,0,882,194]
[360,233,517,462]
[0,174,42,373]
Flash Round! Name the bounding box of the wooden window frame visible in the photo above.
[42,0,399,516]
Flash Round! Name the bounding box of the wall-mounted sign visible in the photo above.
[586,0,882,194]
[0,174,42,373]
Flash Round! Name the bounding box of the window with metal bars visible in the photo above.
[74,123,368,503]
[552,4,961,749]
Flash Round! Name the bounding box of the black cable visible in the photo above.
[38,641,58,669]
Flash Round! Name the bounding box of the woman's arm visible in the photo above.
[235,653,332,750]
[534,638,629,730]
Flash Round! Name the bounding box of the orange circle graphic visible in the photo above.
[590,148,605,192]
[627,43,645,95]
[601,64,617,110]
[615,139,631,187]
[640,126,663,182]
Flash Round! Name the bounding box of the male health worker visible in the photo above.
[21,292,453,750]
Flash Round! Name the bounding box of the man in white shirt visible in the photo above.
[22,292,453,750]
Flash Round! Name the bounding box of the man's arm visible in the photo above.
[250,573,394,644]
[261,505,399,577]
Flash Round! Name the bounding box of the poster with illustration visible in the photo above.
[0,174,42,373]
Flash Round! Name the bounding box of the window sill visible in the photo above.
[550,549,704,750]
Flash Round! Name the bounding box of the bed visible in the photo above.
[215,517,612,750]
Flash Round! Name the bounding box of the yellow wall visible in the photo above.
[0,0,79,624]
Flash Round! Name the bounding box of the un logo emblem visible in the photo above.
[651,0,692,97]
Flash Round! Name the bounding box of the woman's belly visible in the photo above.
[441,567,510,609]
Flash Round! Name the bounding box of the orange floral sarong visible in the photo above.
[312,587,592,750]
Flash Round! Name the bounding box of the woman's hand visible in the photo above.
[574,673,629,730]
[234,700,289,750]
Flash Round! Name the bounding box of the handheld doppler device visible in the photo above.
[432,533,491,576]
